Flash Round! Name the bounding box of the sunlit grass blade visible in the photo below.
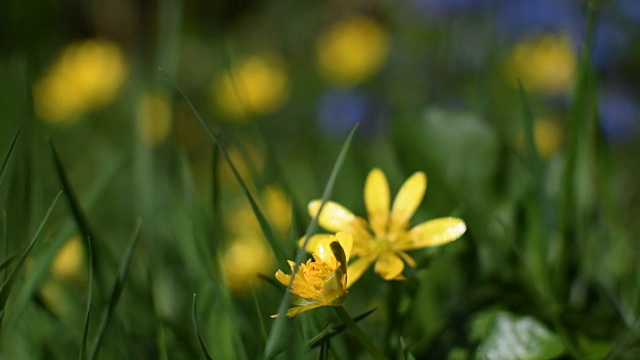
[50,140,108,289]
[263,124,358,359]
[0,125,20,188]
[161,72,286,269]
[88,218,142,360]
[306,308,377,349]
[191,294,213,360]
[79,236,94,360]
[0,191,62,329]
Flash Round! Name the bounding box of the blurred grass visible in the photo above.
[0,0,639,358]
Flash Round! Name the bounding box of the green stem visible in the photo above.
[333,306,386,360]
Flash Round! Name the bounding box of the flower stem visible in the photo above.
[333,305,386,360]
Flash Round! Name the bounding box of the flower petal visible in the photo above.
[285,301,326,317]
[346,255,375,288]
[275,269,291,287]
[333,232,353,262]
[389,172,427,233]
[400,217,466,250]
[298,234,334,253]
[374,252,405,280]
[308,200,360,233]
[364,168,390,237]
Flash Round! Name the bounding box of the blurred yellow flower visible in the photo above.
[34,39,128,124]
[304,168,466,283]
[136,92,172,146]
[221,185,291,293]
[50,235,85,280]
[316,16,389,85]
[506,34,576,94]
[273,232,352,318]
[518,117,564,159]
[212,54,289,120]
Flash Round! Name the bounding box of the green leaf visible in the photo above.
[475,311,565,360]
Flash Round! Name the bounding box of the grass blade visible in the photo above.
[79,236,94,360]
[333,306,385,359]
[263,123,359,359]
[0,125,20,189]
[88,218,142,360]
[0,191,62,329]
[0,254,16,272]
[191,294,214,360]
[306,308,377,349]
[50,140,108,289]
[161,72,286,269]
[517,80,542,172]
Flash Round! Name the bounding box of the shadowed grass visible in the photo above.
[0,191,62,333]
[191,294,213,360]
[88,217,142,360]
[79,236,93,360]
[50,140,110,291]
[0,126,20,188]
[306,308,377,349]
[263,124,358,359]
[162,72,287,270]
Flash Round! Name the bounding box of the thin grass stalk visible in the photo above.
[88,218,142,360]
[79,236,93,360]
[263,124,358,359]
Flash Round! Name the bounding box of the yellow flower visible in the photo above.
[304,168,466,284]
[316,16,390,85]
[136,92,172,146]
[273,232,352,318]
[34,39,128,124]
[505,34,576,94]
[212,54,289,120]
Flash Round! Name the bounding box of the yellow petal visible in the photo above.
[346,255,375,288]
[364,168,390,237]
[374,252,405,280]
[285,301,326,317]
[333,232,353,262]
[298,234,334,253]
[308,200,360,233]
[401,217,466,250]
[275,269,291,287]
[389,172,427,233]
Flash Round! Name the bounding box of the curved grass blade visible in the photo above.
[0,191,62,328]
[333,306,385,360]
[263,124,358,359]
[306,308,377,349]
[88,218,142,360]
[191,294,213,360]
[12,156,121,322]
[79,236,94,360]
[0,254,16,272]
[161,72,286,269]
[50,140,108,289]
[0,125,20,188]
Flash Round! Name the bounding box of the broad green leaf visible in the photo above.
[475,311,565,360]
